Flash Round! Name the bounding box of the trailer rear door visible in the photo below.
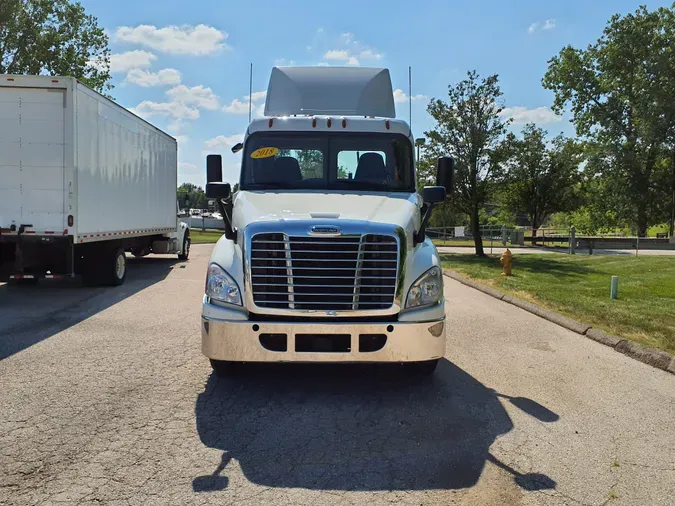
[0,87,66,233]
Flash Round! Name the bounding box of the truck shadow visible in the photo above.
[193,359,558,492]
[0,256,180,360]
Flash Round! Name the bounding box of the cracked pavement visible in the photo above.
[1,244,673,505]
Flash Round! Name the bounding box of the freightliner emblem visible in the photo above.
[309,225,342,236]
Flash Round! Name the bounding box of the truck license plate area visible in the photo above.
[296,334,351,353]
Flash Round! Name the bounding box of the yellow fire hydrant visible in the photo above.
[500,248,513,276]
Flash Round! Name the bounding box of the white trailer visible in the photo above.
[0,75,190,286]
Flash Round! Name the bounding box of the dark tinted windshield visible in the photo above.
[241,133,414,192]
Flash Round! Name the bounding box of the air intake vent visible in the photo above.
[250,233,398,311]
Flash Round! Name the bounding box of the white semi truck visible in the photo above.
[0,75,190,286]
[201,66,453,376]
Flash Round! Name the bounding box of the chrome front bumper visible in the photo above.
[201,300,446,363]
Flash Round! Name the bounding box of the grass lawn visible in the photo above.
[441,253,675,354]
[190,229,224,244]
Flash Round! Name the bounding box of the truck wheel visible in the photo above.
[108,248,127,286]
[404,359,439,377]
[210,359,243,377]
[178,233,190,261]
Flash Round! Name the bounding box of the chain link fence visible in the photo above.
[429,225,675,255]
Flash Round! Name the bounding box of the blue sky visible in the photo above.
[79,0,672,187]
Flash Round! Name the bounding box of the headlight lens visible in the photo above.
[206,263,242,306]
[405,266,443,309]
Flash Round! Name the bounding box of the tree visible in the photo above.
[542,4,675,236]
[177,183,208,209]
[502,124,584,233]
[0,0,112,93]
[424,71,511,255]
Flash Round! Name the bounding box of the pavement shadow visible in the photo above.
[0,256,180,360]
[193,359,558,492]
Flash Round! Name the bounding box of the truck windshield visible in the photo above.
[240,133,415,192]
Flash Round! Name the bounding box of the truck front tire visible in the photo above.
[178,232,190,261]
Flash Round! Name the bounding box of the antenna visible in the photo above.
[408,66,412,131]
[248,63,253,122]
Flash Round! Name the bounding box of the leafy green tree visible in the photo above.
[0,0,112,93]
[502,123,584,233]
[542,4,675,236]
[424,70,511,255]
[178,183,208,209]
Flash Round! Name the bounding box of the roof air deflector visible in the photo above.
[264,66,396,118]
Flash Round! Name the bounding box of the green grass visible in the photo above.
[441,253,675,354]
[190,229,224,244]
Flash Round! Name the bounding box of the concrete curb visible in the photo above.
[443,269,675,376]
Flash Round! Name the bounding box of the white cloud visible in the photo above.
[132,85,220,121]
[166,85,220,110]
[205,134,245,149]
[393,89,429,104]
[179,162,203,185]
[529,19,556,34]
[359,49,382,60]
[115,24,229,55]
[323,51,359,65]
[324,49,350,60]
[224,98,250,114]
[500,106,561,124]
[126,68,182,87]
[106,50,156,73]
[246,90,267,102]
[133,100,200,120]
[275,58,297,66]
[340,32,355,44]
[224,90,266,115]
[320,32,382,67]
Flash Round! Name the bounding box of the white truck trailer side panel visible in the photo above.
[74,84,177,238]
[0,83,69,233]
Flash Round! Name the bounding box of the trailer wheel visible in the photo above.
[178,232,190,261]
[108,248,127,286]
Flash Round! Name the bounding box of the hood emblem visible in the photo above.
[309,225,342,236]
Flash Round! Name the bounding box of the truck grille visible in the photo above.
[250,233,399,311]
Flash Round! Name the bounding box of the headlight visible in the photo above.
[206,263,242,306]
[405,266,443,309]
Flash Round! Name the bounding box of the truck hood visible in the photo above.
[233,191,422,232]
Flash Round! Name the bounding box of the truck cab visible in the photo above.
[201,66,453,376]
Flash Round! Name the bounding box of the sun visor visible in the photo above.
[264,66,396,118]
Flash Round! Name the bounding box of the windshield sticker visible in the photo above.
[251,147,279,159]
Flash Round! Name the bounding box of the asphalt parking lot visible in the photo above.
[1,244,673,506]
